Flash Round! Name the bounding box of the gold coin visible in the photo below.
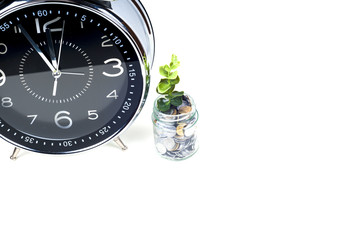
[179,106,192,114]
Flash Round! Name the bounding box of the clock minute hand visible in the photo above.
[18,24,56,73]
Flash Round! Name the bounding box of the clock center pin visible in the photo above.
[52,70,62,78]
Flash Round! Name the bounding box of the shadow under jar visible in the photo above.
[152,94,199,160]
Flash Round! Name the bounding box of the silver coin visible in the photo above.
[184,126,196,137]
[161,137,178,151]
[155,142,167,155]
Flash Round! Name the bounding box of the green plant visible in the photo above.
[156,54,184,112]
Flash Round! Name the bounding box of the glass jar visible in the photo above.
[152,94,199,160]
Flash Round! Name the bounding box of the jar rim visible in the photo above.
[153,94,197,122]
[152,110,199,127]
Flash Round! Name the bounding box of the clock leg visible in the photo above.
[10,147,21,160]
[114,136,128,151]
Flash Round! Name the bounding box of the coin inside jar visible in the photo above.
[179,106,192,114]
[155,142,167,155]
[161,137,179,151]
[176,123,186,137]
[171,109,178,115]
[153,94,199,160]
[184,125,196,137]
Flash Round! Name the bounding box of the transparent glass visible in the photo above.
[152,94,199,160]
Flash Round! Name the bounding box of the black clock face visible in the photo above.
[0,2,145,153]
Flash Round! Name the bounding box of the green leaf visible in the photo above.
[164,65,171,73]
[170,61,180,70]
[157,98,171,112]
[170,55,180,70]
[168,71,178,80]
[171,91,184,98]
[157,79,171,94]
[159,85,175,96]
[171,54,179,65]
[164,85,175,95]
[170,96,183,107]
[170,75,180,85]
[159,66,169,77]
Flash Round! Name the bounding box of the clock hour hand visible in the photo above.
[18,24,56,73]
[45,28,58,70]
[61,72,85,76]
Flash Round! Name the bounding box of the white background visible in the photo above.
[1,0,360,239]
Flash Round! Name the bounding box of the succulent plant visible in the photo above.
[156,54,184,112]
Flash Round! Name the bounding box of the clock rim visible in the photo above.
[0,0,151,154]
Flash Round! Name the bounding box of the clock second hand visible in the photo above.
[52,77,58,96]
[57,20,65,70]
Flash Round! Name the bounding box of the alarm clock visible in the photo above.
[0,0,155,156]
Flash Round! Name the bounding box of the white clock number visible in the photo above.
[35,16,62,34]
[101,36,113,48]
[36,10,48,17]
[27,115,38,125]
[55,111,72,129]
[106,90,118,100]
[0,43,7,54]
[24,136,35,144]
[123,101,131,111]
[99,127,109,136]
[103,58,124,77]
[88,110,99,120]
[0,69,6,87]
[1,97,13,108]
[0,22,9,32]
